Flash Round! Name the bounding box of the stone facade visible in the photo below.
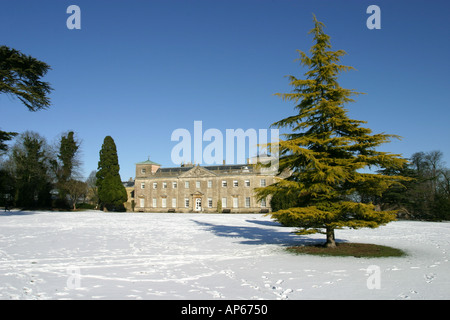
[134,159,276,213]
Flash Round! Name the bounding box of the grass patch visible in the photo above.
[287,242,406,258]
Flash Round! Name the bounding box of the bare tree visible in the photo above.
[86,170,98,208]
[65,179,87,210]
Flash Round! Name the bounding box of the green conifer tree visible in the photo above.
[59,131,79,182]
[12,132,52,208]
[53,131,80,205]
[0,45,52,111]
[96,136,127,211]
[256,16,408,247]
[0,45,52,153]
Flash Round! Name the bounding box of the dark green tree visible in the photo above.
[256,16,408,247]
[0,45,53,152]
[0,45,52,111]
[0,166,15,208]
[58,131,80,182]
[51,131,81,206]
[96,136,127,211]
[11,132,52,208]
[0,131,18,154]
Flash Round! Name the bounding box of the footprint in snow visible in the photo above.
[424,273,436,283]
[399,290,418,300]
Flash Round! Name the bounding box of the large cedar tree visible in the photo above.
[256,16,408,247]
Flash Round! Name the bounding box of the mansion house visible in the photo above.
[133,158,277,213]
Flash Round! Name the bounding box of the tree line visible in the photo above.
[0,131,127,211]
[0,45,127,211]
[379,150,450,220]
[0,130,86,209]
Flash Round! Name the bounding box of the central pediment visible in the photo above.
[179,166,217,178]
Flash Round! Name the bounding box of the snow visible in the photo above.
[0,210,449,300]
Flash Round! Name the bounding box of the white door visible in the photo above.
[139,198,145,208]
[195,198,202,211]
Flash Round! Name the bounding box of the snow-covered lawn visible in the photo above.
[0,210,449,300]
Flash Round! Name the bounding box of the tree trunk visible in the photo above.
[325,226,336,248]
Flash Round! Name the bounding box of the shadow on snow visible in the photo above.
[191,218,329,247]
[0,209,47,217]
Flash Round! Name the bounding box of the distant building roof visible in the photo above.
[150,163,255,177]
[136,159,161,166]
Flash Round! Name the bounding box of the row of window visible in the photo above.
[140,179,267,190]
[139,197,267,208]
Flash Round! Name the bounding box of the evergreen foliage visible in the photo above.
[0,167,15,208]
[0,131,18,154]
[58,131,79,182]
[0,45,53,155]
[217,199,222,213]
[11,132,52,208]
[51,131,81,205]
[256,16,408,247]
[269,187,302,212]
[0,46,54,208]
[96,136,127,211]
[0,45,52,111]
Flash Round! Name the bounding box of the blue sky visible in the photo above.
[1,0,449,180]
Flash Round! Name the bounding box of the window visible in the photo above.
[185,198,190,208]
[208,198,213,208]
[152,198,157,207]
[245,197,251,208]
[222,180,227,187]
[185,181,190,188]
[260,179,266,187]
[245,180,250,187]
[260,198,266,208]
[233,180,238,187]
[153,182,157,189]
[207,180,212,188]
[233,197,239,208]
[196,181,201,188]
[172,198,177,208]
[161,198,167,208]
[172,181,177,189]
[141,168,146,174]
[222,197,227,208]
[162,182,167,189]
[141,183,145,189]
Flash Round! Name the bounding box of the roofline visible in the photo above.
[135,160,162,165]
